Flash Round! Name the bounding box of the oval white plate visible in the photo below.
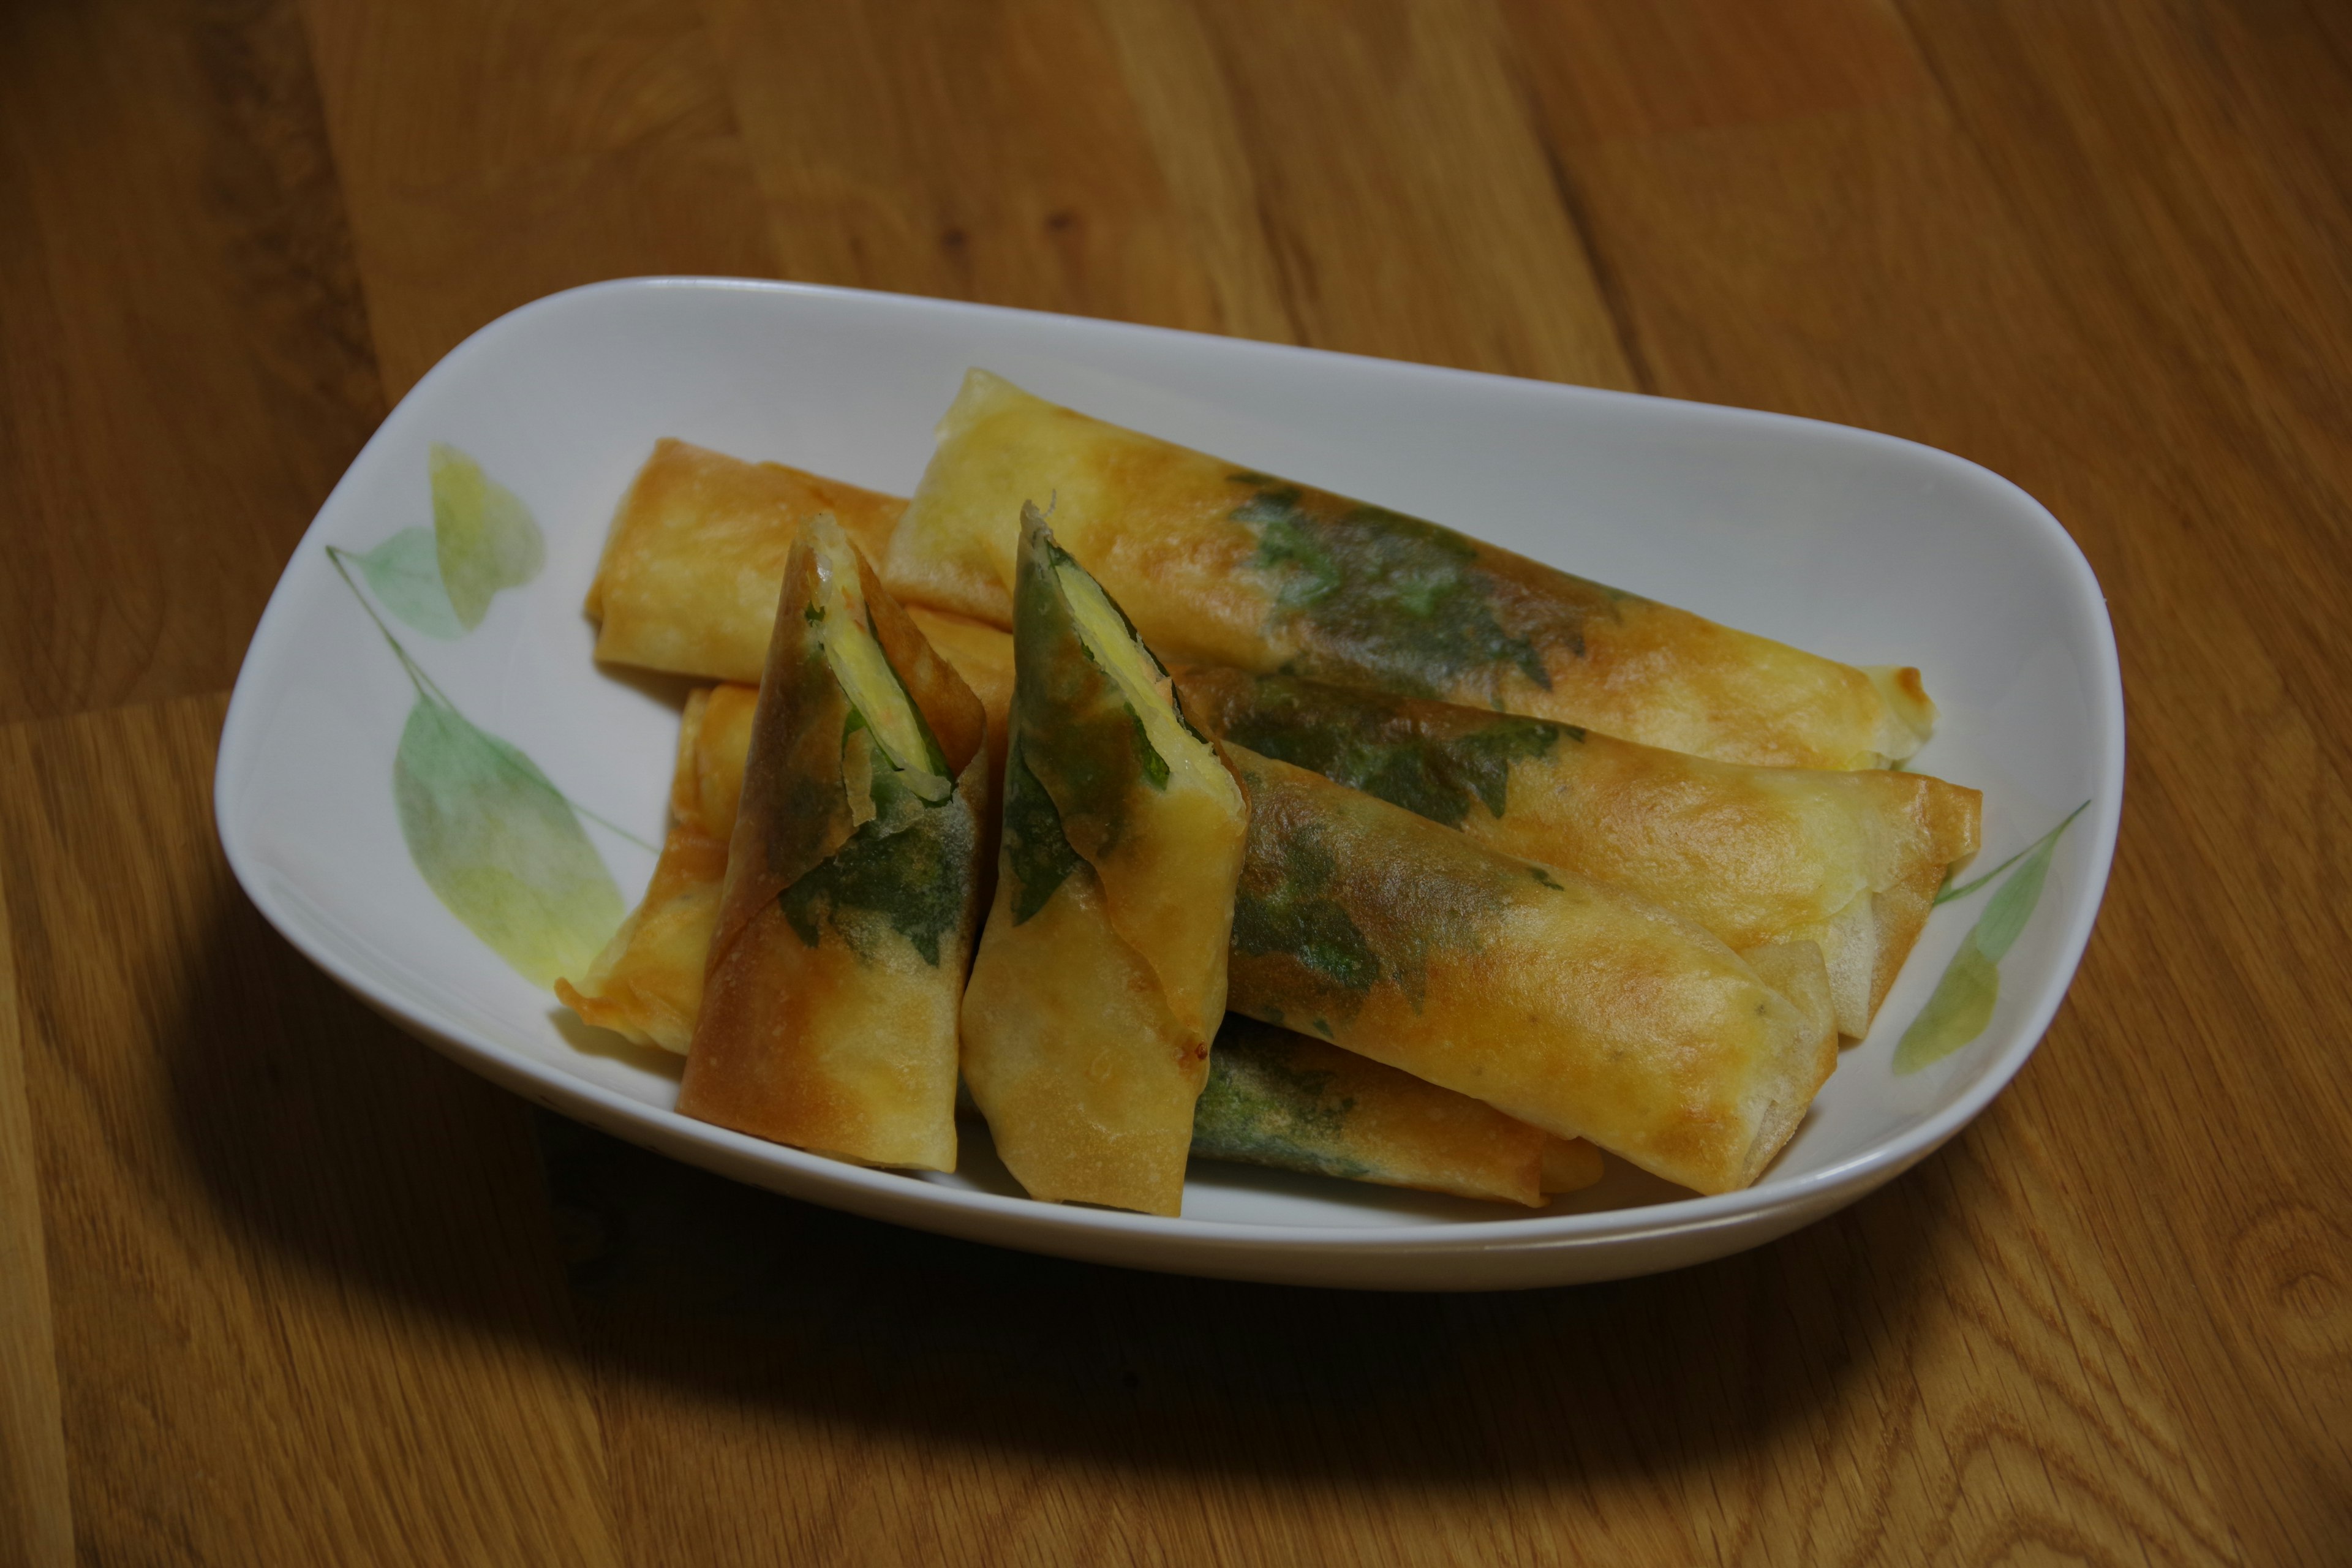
[216,277,2122,1291]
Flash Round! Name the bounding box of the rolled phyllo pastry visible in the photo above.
[1194,1016,1602,1205]
[587,438,907,684]
[556,684,758,1052]
[1181,668,1981,1036]
[1222,747,1839,1195]
[883,370,1934,770]
[563,684,1603,1207]
[906,605,1014,834]
[676,516,989,1172]
[959,507,1250,1215]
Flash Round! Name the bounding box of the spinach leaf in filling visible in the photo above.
[1234,479,1551,698]
[1230,762,1511,1015]
[778,773,971,964]
[1012,520,1174,856]
[1215,675,1569,828]
[1190,1023,1372,1180]
[1231,822,1384,1004]
[1001,740,1086,925]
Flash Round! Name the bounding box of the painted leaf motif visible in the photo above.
[1892,937,1999,1074]
[393,696,624,987]
[1973,831,2057,963]
[356,527,466,639]
[1895,809,2078,1074]
[430,443,545,629]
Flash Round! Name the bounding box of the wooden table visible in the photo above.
[5,2,2346,1561]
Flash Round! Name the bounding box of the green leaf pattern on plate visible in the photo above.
[1894,801,2089,1074]
[431,443,545,629]
[326,449,630,989]
[355,527,466,639]
[359,445,545,639]
[392,694,624,988]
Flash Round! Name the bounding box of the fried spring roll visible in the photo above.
[556,684,758,1051]
[1223,747,1839,1195]
[883,370,1934,769]
[587,438,907,683]
[907,605,1013,825]
[1181,669,1981,1036]
[1194,1017,1604,1205]
[1542,1136,1606,1196]
[564,680,1602,1205]
[959,507,1249,1215]
[676,516,988,1171]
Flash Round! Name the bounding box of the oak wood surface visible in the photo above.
[4,1,2346,1562]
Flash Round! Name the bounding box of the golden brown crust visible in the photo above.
[1540,1137,1605,1195]
[555,688,736,1054]
[1223,747,1838,1195]
[906,607,1013,889]
[907,607,1012,790]
[677,521,986,1173]
[680,849,971,1170]
[957,514,1248,1215]
[689,686,760,839]
[1180,668,1983,1035]
[588,438,907,683]
[885,370,1932,769]
[959,857,1203,1215]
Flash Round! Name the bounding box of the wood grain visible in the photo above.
[297,0,777,396]
[537,1078,2241,1566]
[0,804,72,1568]
[0,695,623,1566]
[0,0,382,725]
[1176,0,1634,385]
[706,0,1249,337]
[1502,2,2352,1553]
[4,0,2349,1559]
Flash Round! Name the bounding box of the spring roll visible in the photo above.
[676,516,988,1171]
[1542,1136,1605,1196]
[568,660,1591,1208]
[883,370,1934,769]
[572,438,1011,809]
[556,684,758,1051]
[908,606,1012,826]
[959,507,1249,1215]
[1181,668,1981,1036]
[1223,746,1839,1195]
[1194,1016,1602,1205]
[587,438,907,683]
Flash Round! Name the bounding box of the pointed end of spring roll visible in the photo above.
[1012,503,1247,1045]
[682,514,983,1174]
[1866,665,1937,764]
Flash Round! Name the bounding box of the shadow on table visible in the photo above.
[165,895,1947,1491]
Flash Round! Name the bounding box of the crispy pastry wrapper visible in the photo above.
[1180,669,1981,1036]
[566,674,1595,1207]
[1222,747,1840,1196]
[674,516,988,1172]
[570,434,1008,813]
[1541,1136,1605,1196]
[587,438,907,684]
[907,606,1012,859]
[1194,1016,1602,1205]
[959,508,1248,1216]
[884,370,1934,770]
[556,685,759,1052]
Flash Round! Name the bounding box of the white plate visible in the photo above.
[216,278,2122,1291]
